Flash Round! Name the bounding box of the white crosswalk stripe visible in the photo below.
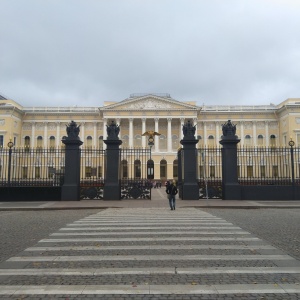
[0,207,300,298]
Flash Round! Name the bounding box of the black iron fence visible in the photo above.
[0,147,65,187]
[237,147,300,185]
[120,148,152,199]
[197,147,222,199]
[195,146,300,199]
[80,148,106,200]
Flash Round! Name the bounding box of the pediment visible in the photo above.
[102,95,198,111]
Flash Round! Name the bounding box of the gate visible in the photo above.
[197,147,222,199]
[120,148,152,199]
[80,148,106,200]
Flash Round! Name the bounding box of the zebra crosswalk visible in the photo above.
[0,208,299,299]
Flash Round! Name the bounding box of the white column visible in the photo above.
[203,122,207,146]
[31,122,35,148]
[81,122,85,144]
[142,118,146,148]
[180,118,184,140]
[56,122,60,147]
[240,121,244,146]
[93,122,97,147]
[265,121,269,147]
[193,118,198,139]
[167,118,172,152]
[129,118,133,148]
[155,118,159,152]
[116,118,121,136]
[102,118,107,150]
[43,122,48,148]
[253,121,257,147]
[215,121,220,144]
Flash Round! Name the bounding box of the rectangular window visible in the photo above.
[173,165,178,177]
[260,166,266,177]
[35,167,41,179]
[247,166,253,177]
[273,166,278,177]
[91,167,97,176]
[199,166,204,178]
[209,166,215,178]
[135,165,141,178]
[0,135,3,148]
[48,167,56,178]
[13,137,17,146]
[85,166,92,178]
[98,166,103,178]
[122,166,127,178]
[22,167,28,179]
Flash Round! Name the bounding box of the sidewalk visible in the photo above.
[0,188,300,210]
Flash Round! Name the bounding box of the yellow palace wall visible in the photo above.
[1,94,300,180]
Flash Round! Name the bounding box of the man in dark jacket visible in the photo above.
[166,180,178,210]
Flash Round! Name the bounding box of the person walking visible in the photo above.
[166,180,178,210]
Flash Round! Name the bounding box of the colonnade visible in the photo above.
[22,119,277,149]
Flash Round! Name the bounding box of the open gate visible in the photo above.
[120,148,152,199]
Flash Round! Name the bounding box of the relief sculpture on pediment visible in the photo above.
[128,99,171,109]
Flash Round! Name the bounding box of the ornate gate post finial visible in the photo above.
[106,120,120,140]
[182,120,196,140]
[65,120,81,140]
[221,120,237,138]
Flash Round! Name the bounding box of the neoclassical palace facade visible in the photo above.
[1,93,300,180]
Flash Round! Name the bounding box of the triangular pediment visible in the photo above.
[101,94,198,111]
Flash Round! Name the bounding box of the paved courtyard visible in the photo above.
[0,207,299,299]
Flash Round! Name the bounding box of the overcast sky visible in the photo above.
[1,0,300,107]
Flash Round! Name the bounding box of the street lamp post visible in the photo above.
[7,139,14,186]
[148,136,154,160]
[288,137,295,187]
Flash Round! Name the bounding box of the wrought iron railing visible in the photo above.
[197,147,222,199]
[80,148,106,200]
[237,147,300,185]
[0,147,65,187]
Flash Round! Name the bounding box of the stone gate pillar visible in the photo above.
[103,120,122,200]
[61,121,83,201]
[180,120,199,200]
[219,120,241,200]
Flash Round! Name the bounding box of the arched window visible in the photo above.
[37,136,43,149]
[197,135,203,147]
[258,134,264,146]
[134,134,142,148]
[147,159,154,179]
[270,134,276,147]
[99,136,103,149]
[159,135,167,151]
[122,135,129,148]
[208,135,214,147]
[86,136,92,149]
[172,135,179,150]
[24,136,30,151]
[134,160,141,178]
[160,159,167,180]
[49,136,55,149]
[245,135,252,147]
